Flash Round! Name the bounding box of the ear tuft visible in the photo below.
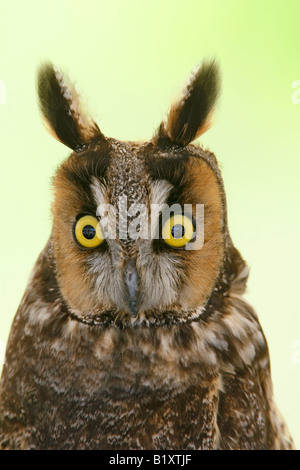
[160,59,221,146]
[37,62,102,151]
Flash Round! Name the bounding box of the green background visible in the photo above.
[0,0,299,448]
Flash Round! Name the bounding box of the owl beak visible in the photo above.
[124,259,140,317]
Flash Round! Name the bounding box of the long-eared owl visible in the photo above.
[0,60,294,450]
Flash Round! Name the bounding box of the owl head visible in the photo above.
[37,61,247,327]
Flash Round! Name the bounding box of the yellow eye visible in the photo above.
[162,214,195,248]
[74,215,105,248]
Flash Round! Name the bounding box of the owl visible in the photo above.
[0,60,294,450]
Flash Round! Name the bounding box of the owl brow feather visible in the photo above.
[158,59,221,146]
[37,62,102,150]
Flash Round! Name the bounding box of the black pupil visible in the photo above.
[171,224,185,239]
[82,225,96,240]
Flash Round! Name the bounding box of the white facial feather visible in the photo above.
[88,177,181,311]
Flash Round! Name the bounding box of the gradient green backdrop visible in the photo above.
[0,0,299,448]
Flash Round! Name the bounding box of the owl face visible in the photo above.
[38,61,225,325]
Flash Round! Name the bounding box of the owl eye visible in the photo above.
[161,214,195,248]
[73,215,105,248]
